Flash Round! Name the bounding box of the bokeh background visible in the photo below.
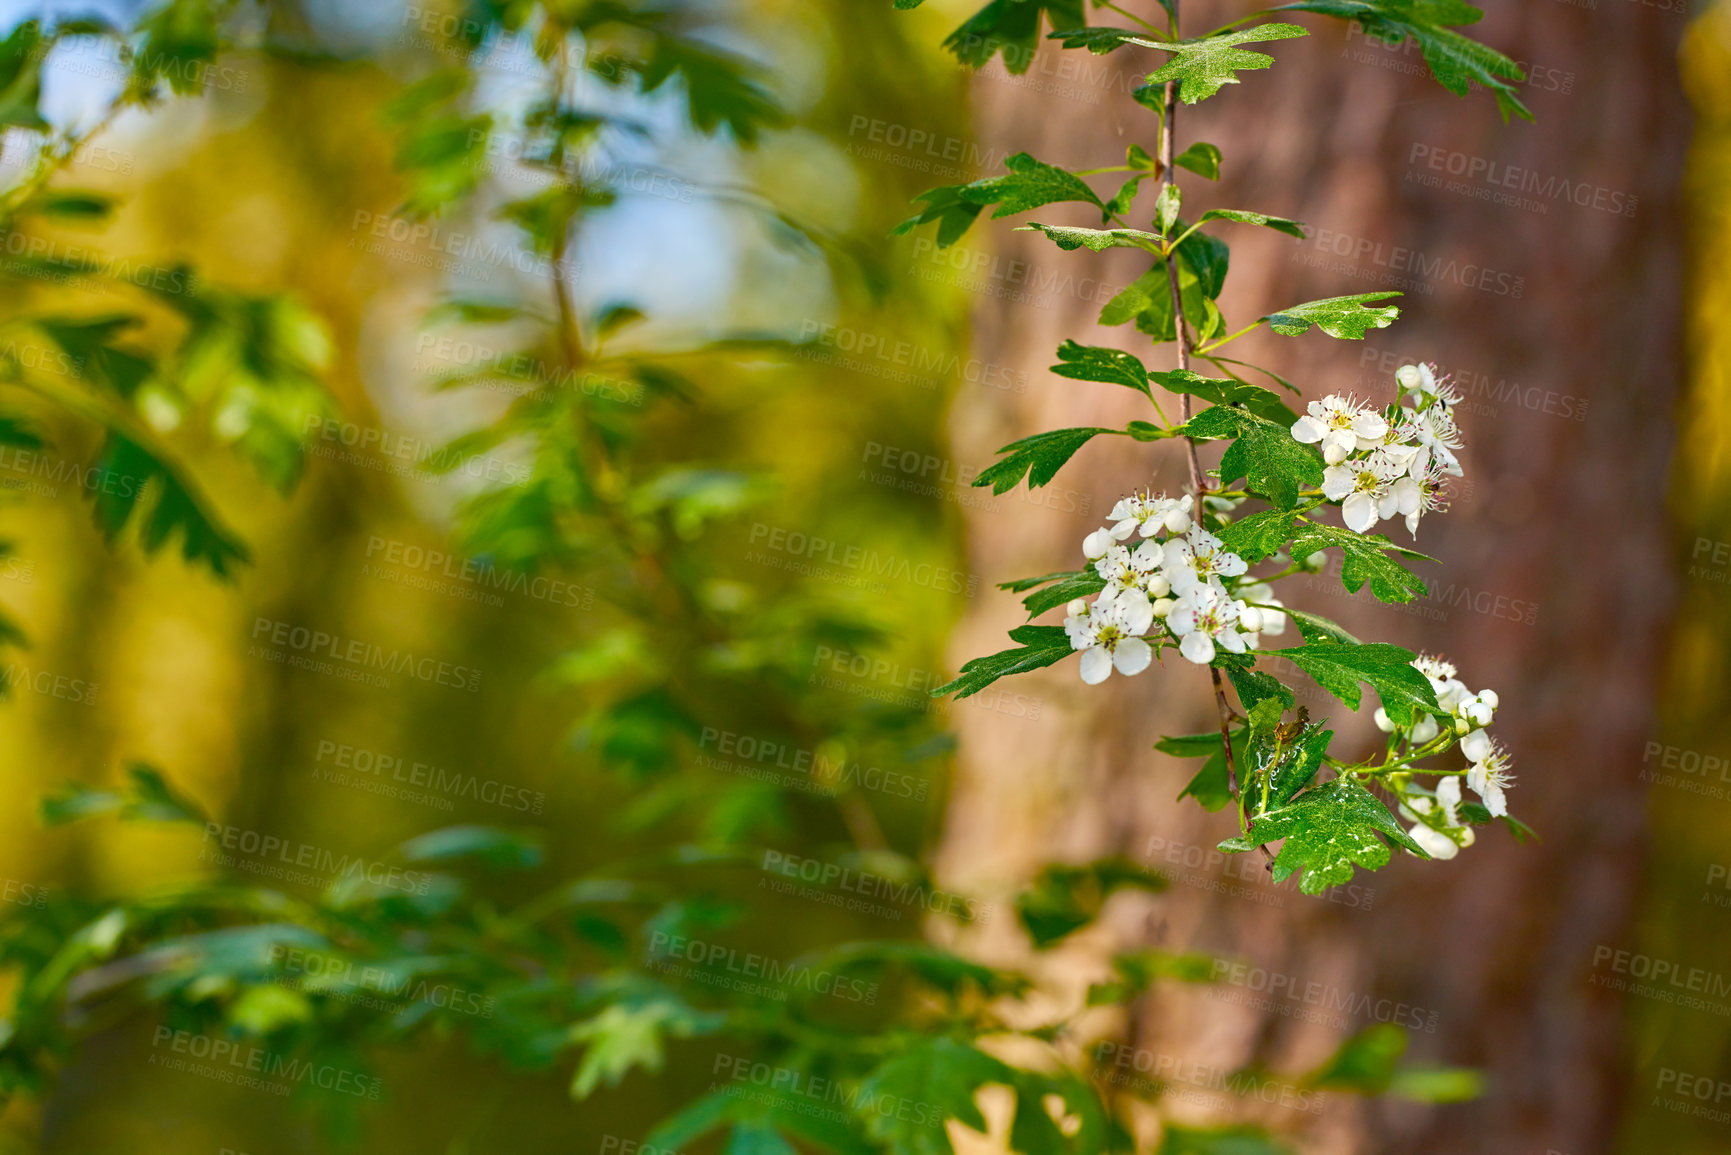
[0,0,1720,1152]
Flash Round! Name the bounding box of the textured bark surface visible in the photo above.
[936,5,1689,1151]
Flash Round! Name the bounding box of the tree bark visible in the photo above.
[937,4,1689,1151]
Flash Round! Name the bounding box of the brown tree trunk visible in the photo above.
[936,4,1689,1152]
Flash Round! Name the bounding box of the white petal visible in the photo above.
[1111,520,1137,540]
[1219,630,1247,654]
[1408,823,1459,860]
[1163,508,1192,534]
[1352,412,1389,443]
[1179,632,1216,665]
[1217,552,1248,578]
[1436,777,1463,824]
[1120,593,1155,635]
[1167,605,1197,634]
[1411,715,1440,745]
[1373,707,1395,733]
[1460,729,1492,763]
[1113,637,1152,676]
[1079,647,1113,684]
[1292,415,1326,444]
[1083,529,1115,559]
[1322,468,1355,501]
[1342,492,1378,533]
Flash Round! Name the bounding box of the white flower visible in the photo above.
[1322,450,1405,534]
[1066,591,1156,685]
[1465,742,1514,817]
[1400,461,1452,537]
[1409,404,1464,478]
[1108,491,1193,539]
[1165,583,1248,665]
[1162,526,1248,594]
[1460,728,1493,763]
[1396,362,1438,399]
[1094,541,1166,605]
[1083,521,1136,560]
[1292,394,1389,465]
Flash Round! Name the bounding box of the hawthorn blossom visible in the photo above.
[1321,450,1406,534]
[1165,582,1249,665]
[1109,491,1192,540]
[1292,394,1389,465]
[1094,541,1167,605]
[1407,403,1464,479]
[1465,741,1514,817]
[1162,526,1247,594]
[1400,461,1452,537]
[1065,591,1155,684]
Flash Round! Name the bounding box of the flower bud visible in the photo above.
[1164,508,1192,534]
[1411,715,1440,745]
[1083,528,1115,559]
[1323,442,1350,465]
[1147,574,1171,597]
[1478,688,1499,710]
[1066,598,1089,618]
[1374,707,1396,733]
[1396,364,1424,391]
[1238,606,1264,633]
[1152,597,1176,619]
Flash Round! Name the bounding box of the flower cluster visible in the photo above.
[1291,363,1463,537]
[1385,653,1511,859]
[1063,492,1286,681]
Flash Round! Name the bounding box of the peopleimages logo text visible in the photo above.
[249,617,481,692]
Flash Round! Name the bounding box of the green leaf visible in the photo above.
[1279,0,1531,121]
[1048,26,1163,53]
[1226,666,1294,715]
[1145,24,1310,104]
[1271,639,1439,726]
[568,996,724,1099]
[1155,184,1182,235]
[967,152,1105,218]
[1019,223,1165,253]
[88,434,250,577]
[27,190,115,224]
[973,427,1116,494]
[1018,570,1106,618]
[1289,519,1434,604]
[1209,409,1326,509]
[1174,142,1223,180]
[1158,1125,1292,1155]
[934,624,1074,700]
[0,21,48,132]
[1263,292,1402,339]
[1225,777,1429,893]
[1284,607,1361,645]
[1214,509,1297,562]
[1262,722,1334,809]
[1017,858,1168,947]
[943,0,1088,74]
[858,1039,1011,1155]
[1051,341,1150,397]
[1105,173,1149,218]
[398,826,544,870]
[1149,369,1282,418]
[1160,727,1246,813]
[1127,143,1160,171]
[891,186,985,248]
[1306,1023,1407,1093]
[39,763,206,826]
[1197,208,1306,238]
